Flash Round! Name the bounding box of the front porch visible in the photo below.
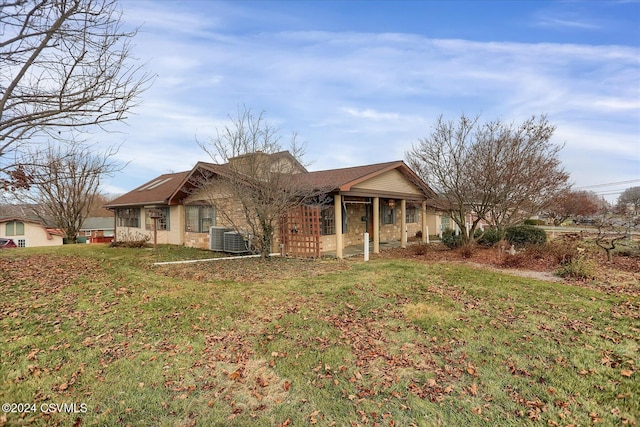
[280,195,441,259]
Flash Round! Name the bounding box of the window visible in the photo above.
[185,205,216,233]
[441,215,451,230]
[321,207,335,235]
[145,208,170,231]
[320,204,348,235]
[5,221,25,236]
[406,206,419,224]
[381,202,396,225]
[117,208,140,228]
[17,238,26,248]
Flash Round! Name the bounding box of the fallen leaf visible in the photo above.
[229,368,243,381]
[468,383,478,396]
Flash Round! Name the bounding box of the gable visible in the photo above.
[351,169,423,196]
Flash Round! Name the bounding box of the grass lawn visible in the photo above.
[1,244,638,426]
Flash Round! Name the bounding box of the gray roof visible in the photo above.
[81,217,114,231]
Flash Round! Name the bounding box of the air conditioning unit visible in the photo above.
[223,231,248,253]
[209,226,232,251]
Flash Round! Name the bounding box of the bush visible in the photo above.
[109,230,150,248]
[524,219,546,226]
[546,238,581,265]
[458,242,475,259]
[441,228,462,249]
[555,257,595,280]
[506,225,547,247]
[476,227,505,247]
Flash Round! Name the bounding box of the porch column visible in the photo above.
[373,197,380,253]
[334,194,343,259]
[421,201,428,243]
[400,199,407,248]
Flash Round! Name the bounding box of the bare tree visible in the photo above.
[546,190,601,226]
[593,207,637,262]
[14,141,123,242]
[0,0,152,188]
[86,192,115,217]
[616,186,640,215]
[406,114,482,242]
[407,114,569,243]
[197,107,329,258]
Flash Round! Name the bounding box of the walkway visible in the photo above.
[322,240,420,258]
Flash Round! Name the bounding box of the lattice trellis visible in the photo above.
[280,205,321,258]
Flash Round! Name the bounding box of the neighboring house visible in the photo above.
[105,152,442,258]
[0,217,64,247]
[79,217,115,243]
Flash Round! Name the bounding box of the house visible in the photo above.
[105,152,442,258]
[0,217,64,247]
[79,217,115,243]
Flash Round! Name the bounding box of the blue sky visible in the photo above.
[103,0,640,202]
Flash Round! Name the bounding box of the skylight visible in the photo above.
[137,177,173,191]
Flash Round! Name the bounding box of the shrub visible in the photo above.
[546,238,581,265]
[524,219,546,226]
[110,230,150,248]
[506,225,547,247]
[555,257,595,280]
[458,242,475,259]
[441,228,462,249]
[476,227,505,247]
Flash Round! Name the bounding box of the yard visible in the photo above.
[0,244,638,426]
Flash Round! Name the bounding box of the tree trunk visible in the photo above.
[260,223,274,258]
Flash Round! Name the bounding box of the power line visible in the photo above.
[595,191,624,196]
[575,179,640,190]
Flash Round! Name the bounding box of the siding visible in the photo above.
[0,221,63,247]
[352,169,422,195]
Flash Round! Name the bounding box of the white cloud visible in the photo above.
[341,108,401,121]
[534,17,600,30]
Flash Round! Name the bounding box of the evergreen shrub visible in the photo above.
[505,225,547,247]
